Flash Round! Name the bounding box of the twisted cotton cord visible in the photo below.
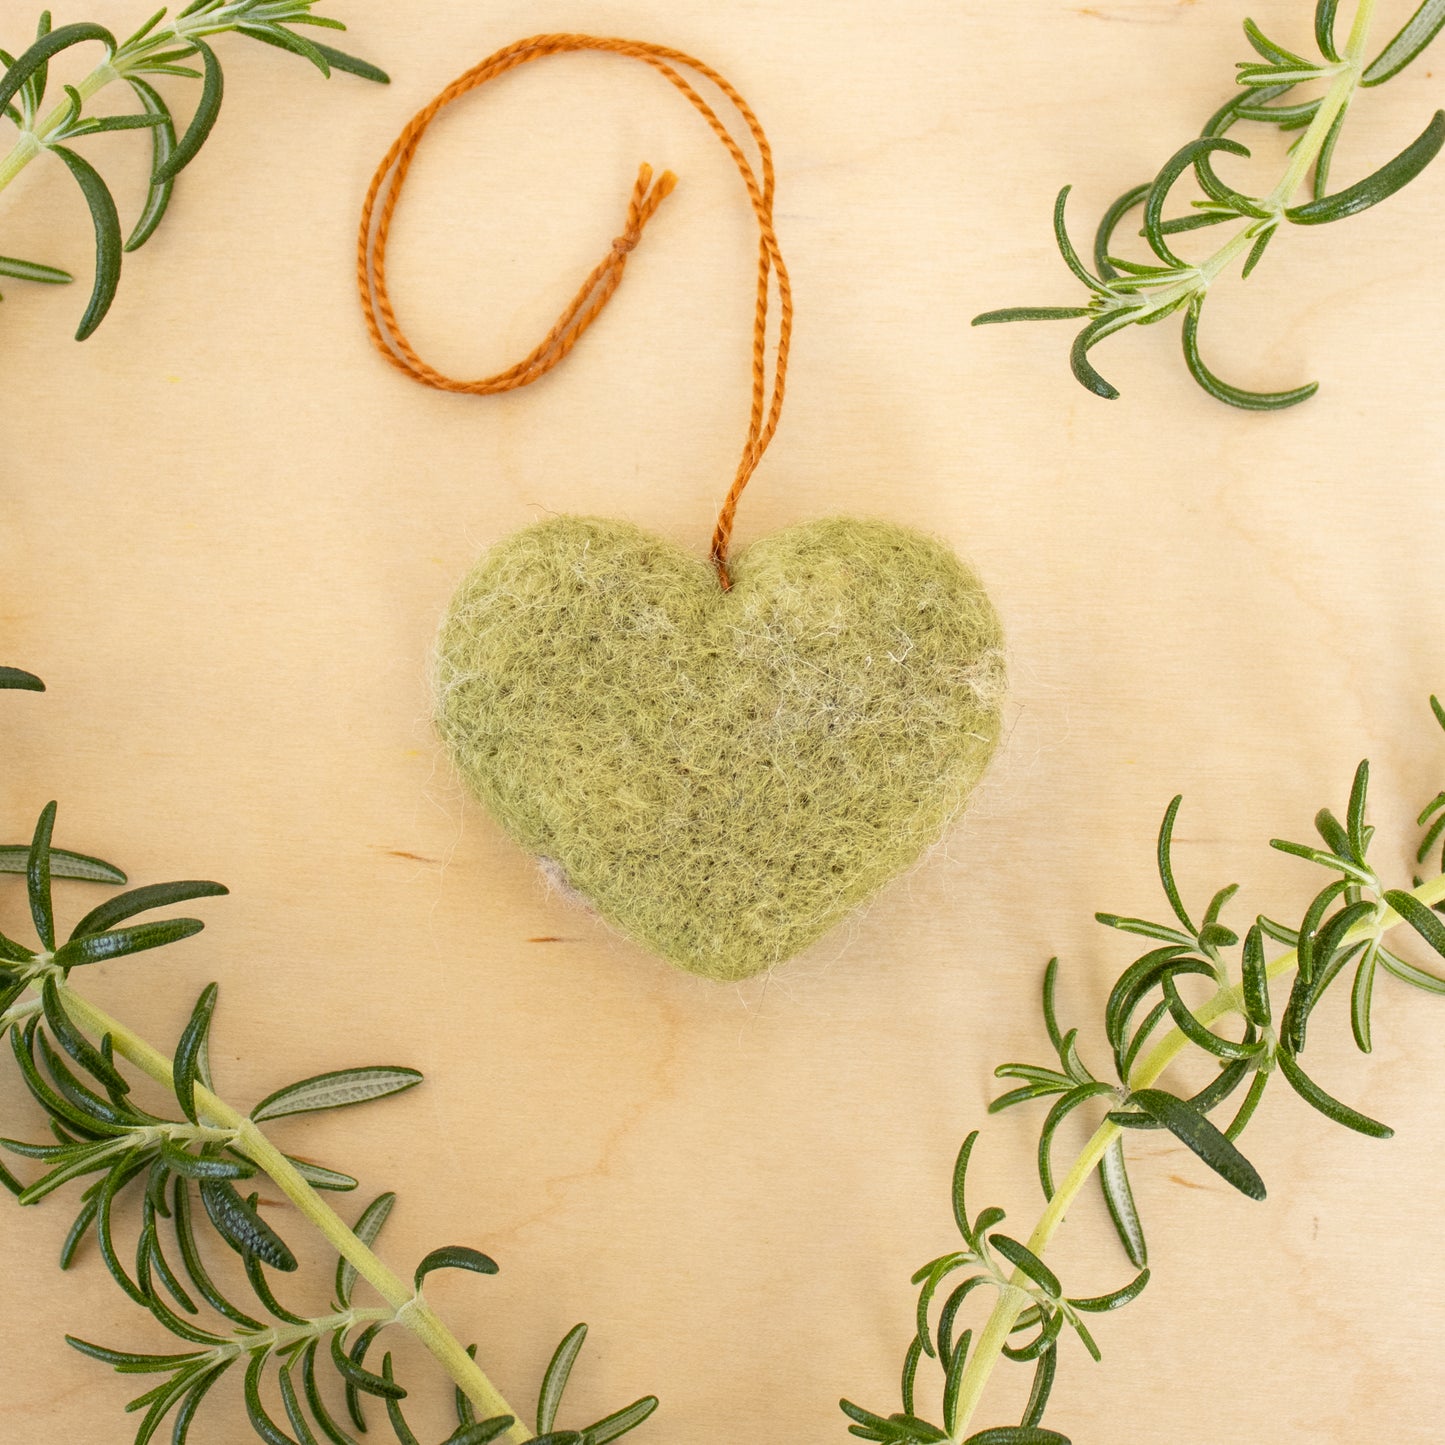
[357,33,792,589]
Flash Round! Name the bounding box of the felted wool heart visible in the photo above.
[434,515,1005,980]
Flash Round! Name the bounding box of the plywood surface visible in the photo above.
[4,1,1444,1441]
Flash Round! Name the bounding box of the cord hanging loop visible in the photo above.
[357,33,791,590]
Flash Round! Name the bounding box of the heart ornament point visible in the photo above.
[435,515,1006,980]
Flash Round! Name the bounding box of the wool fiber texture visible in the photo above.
[435,516,1006,981]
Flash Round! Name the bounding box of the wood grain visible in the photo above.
[3,2,1443,1441]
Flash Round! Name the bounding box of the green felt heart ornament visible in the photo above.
[434,515,1006,980]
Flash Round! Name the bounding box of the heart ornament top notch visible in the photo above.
[358,34,1006,980]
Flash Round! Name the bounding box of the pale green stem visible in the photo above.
[1266,0,1376,206]
[45,979,534,1445]
[948,867,1445,1440]
[0,61,115,193]
[214,1304,392,1361]
[1107,0,1378,327]
[0,2,268,198]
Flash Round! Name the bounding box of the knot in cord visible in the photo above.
[357,34,790,590]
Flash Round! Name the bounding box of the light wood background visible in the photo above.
[5,1,1444,1440]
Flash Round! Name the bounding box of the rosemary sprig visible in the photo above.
[973,0,1445,409]
[844,696,1445,1443]
[0,3,388,339]
[0,669,659,1444]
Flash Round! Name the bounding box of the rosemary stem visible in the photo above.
[947,867,1445,1440]
[218,1304,392,1362]
[0,62,115,195]
[1114,0,1377,327]
[43,979,535,1445]
[1267,0,1376,206]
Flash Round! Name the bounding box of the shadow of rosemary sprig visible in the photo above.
[973,0,1445,409]
[842,694,1445,1444]
[0,2,388,339]
[1,669,658,1444]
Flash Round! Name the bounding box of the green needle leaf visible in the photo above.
[585,1397,660,1444]
[300,1338,362,1445]
[1347,760,1372,861]
[155,38,223,182]
[1112,1088,1266,1200]
[169,1364,230,1445]
[1239,223,1277,280]
[1160,973,1256,1060]
[59,1193,99,1263]
[1191,140,1273,220]
[40,975,129,1096]
[1351,942,1379,1053]
[1384,888,1445,958]
[337,1191,395,1307]
[0,845,125,884]
[47,145,121,340]
[198,1179,297,1271]
[1144,137,1256,268]
[172,1176,265,1329]
[330,1325,407,1401]
[173,983,219,1124]
[1093,182,1150,280]
[988,1233,1061,1299]
[1224,1067,1271,1142]
[951,1131,980,1243]
[1378,945,1445,990]
[1068,1267,1150,1312]
[1287,110,1445,224]
[0,21,114,117]
[1241,923,1272,1027]
[52,917,205,968]
[1362,0,1445,85]
[901,1329,924,1410]
[443,1421,517,1445]
[414,1245,500,1289]
[124,77,176,252]
[68,112,167,136]
[1181,298,1318,410]
[20,10,52,117]
[1154,795,1193,934]
[1041,957,1066,1056]
[537,1323,586,1434]
[961,1428,1071,1445]
[1314,102,1351,200]
[1013,1355,1053,1435]
[245,1348,301,1445]
[236,22,332,77]
[1050,184,1104,291]
[1098,1135,1146,1269]
[1275,1048,1393,1137]
[1242,18,1311,67]
[0,255,71,285]
[308,41,390,84]
[281,1156,358,1192]
[1315,0,1342,61]
[1037,1084,1113,1199]
[277,1359,324,1445]
[251,1066,423,1121]
[1069,311,1136,401]
[28,801,58,951]
[69,879,227,941]
[66,1336,208,1370]
[971,306,1093,325]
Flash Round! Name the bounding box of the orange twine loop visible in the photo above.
[357,33,793,590]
